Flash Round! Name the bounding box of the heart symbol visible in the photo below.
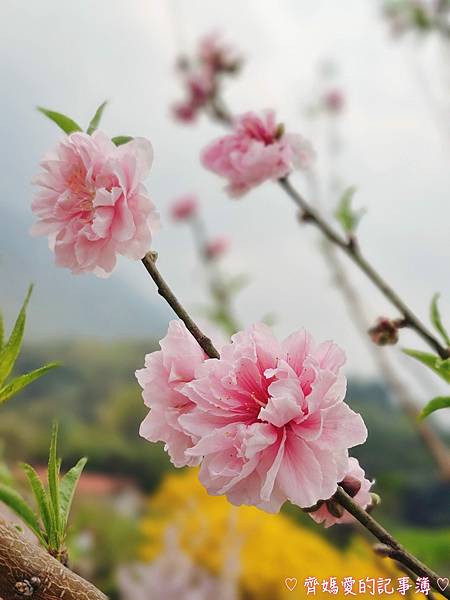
[437,578,449,591]
[285,577,298,592]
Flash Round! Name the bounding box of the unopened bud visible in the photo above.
[368,317,405,346]
[341,475,362,498]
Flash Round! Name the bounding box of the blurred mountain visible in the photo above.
[0,205,170,340]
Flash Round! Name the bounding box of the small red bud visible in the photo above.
[368,317,401,346]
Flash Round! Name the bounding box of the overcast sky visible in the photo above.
[1,0,450,403]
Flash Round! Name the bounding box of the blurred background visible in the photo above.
[0,1,449,598]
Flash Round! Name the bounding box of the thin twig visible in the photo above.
[278,177,450,359]
[334,487,449,598]
[141,251,220,359]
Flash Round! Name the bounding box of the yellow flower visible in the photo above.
[140,470,409,599]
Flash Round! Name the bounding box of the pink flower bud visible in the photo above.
[368,317,404,346]
[172,101,198,123]
[170,194,199,221]
[324,89,345,113]
[205,236,229,259]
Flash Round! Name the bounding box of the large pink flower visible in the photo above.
[31,131,159,276]
[136,321,207,468]
[179,323,367,513]
[201,111,315,197]
[308,457,374,527]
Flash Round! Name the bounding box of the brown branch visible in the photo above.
[141,251,220,359]
[0,518,107,600]
[334,488,448,598]
[278,176,449,359]
[324,245,450,480]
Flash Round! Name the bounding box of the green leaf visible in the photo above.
[37,107,82,134]
[21,463,52,541]
[419,396,450,420]
[59,457,87,532]
[403,348,450,383]
[430,293,450,346]
[0,483,44,542]
[87,100,108,135]
[111,135,133,146]
[48,423,61,541]
[0,285,32,387]
[335,186,364,234]
[0,363,59,405]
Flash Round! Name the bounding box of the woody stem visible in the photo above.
[334,487,448,597]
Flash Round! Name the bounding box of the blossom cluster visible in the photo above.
[172,32,240,123]
[31,132,159,276]
[202,110,315,197]
[136,319,372,521]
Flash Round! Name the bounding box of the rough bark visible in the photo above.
[0,519,107,600]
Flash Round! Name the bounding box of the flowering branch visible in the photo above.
[333,487,448,597]
[0,518,107,600]
[139,246,448,596]
[323,245,450,480]
[207,97,450,360]
[278,176,450,359]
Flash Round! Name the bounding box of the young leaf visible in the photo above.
[0,363,59,405]
[59,457,87,531]
[112,135,133,146]
[37,107,82,134]
[21,463,52,540]
[430,293,450,346]
[0,483,44,542]
[403,348,450,384]
[335,186,364,234]
[419,396,450,420]
[48,423,61,540]
[87,100,108,135]
[0,285,33,387]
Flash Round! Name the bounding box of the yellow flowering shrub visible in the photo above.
[140,470,412,599]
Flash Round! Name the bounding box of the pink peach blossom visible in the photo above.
[205,236,229,260]
[308,457,374,527]
[136,320,207,468]
[31,131,159,276]
[170,194,199,221]
[179,323,367,513]
[201,111,315,197]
